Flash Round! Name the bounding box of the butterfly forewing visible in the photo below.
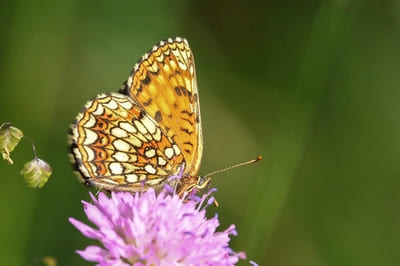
[121,37,203,179]
[70,93,185,192]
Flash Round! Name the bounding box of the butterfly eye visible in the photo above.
[196,176,211,190]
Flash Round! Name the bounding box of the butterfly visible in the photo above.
[69,37,209,195]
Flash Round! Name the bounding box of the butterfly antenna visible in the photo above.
[203,155,262,178]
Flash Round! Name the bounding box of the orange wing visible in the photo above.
[120,37,203,179]
[69,93,185,192]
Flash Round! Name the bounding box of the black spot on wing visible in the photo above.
[180,127,193,135]
[181,117,194,126]
[135,85,143,97]
[174,86,191,97]
[174,86,182,96]
[155,111,162,122]
[143,98,152,106]
[181,110,194,117]
[142,74,151,85]
[183,141,194,147]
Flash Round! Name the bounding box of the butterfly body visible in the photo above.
[69,37,203,194]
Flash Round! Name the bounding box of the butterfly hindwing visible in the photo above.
[69,93,185,192]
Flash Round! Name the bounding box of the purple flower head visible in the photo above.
[69,183,247,265]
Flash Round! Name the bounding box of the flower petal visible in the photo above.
[68,218,103,239]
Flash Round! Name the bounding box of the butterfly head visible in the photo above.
[176,175,212,197]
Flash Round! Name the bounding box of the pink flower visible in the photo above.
[69,188,246,265]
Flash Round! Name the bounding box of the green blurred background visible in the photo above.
[1,0,400,265]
